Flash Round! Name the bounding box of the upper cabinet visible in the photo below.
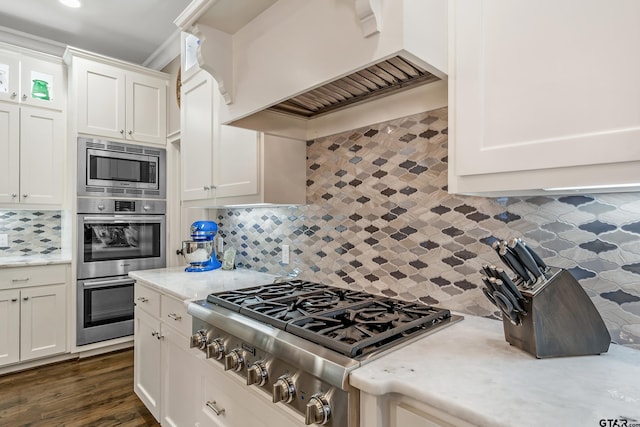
[180,70,306,207]
[0,44,66,207]
[65,48,168,146]
[0,45,65,111]
[448,0,640,195]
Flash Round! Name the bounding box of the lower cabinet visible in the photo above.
[195,356,301,427]
[360,391,475,427]
[0,265,68,368]
[133,282,198,425]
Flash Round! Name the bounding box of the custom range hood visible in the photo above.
[175,0,448,139]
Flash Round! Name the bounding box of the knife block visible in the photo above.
[501,268,611,358]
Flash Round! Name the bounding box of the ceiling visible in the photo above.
[0,0,191,66]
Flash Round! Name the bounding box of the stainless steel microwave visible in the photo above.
[77,137,166,199]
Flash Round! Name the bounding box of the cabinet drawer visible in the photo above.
[134,283,160,318]
[161,295,191,337]
[0,264,68,290]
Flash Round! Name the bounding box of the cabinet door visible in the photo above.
[450,0,640,193]
[19,55,65,111]
[76,58,127,139]
[161,325,197,427]
[196,358,301,427]
[214,125,259,199]
[181,71,215,201]
[134,307,161,422]
[19,284,67,362]
[19,107,65,205]
[0,50,20,103]
[126,72,167,145]
[0,289,20,366]
[0,103,20,203]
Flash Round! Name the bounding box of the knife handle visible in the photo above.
[521,240,548,272]
[494,279,526,314]
[508,238,543,279]
[502,247,532,285]
[496,268,525,302]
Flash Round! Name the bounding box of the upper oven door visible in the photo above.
[77,214,166,279]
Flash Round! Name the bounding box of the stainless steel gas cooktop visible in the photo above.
[188,280,462,427]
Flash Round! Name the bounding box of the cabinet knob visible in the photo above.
[128,130,133,135]
[210,185,216,190]
[120,129,125,134]
[22,194,28,198]
[22,94,27,100]
[203,186,210,191]
[11,193,17,198]
[10,298,18,302]
[23,297,29,301]
[10,92,17,99]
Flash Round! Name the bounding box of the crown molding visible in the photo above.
[144,28,181,70]
[0,25,66,57]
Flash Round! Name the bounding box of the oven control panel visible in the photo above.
[191,321,349,426]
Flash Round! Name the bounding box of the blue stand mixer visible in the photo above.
[181,221,222,272]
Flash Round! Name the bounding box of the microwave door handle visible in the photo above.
[83,278,135,289]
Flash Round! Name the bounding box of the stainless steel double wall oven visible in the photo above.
[76,138,166,346]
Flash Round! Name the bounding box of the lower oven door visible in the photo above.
[77,276,135,346]
[77,214,166,279]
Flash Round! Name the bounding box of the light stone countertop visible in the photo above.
[349,315,640,427]
[0,254,72,268]
[128,266,277,301]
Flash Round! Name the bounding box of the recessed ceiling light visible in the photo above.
[59,0,82,8]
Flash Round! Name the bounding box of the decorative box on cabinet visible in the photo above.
[181,71,306,207]
[0,264,69,367]
[65,48,168,146]
[448,0,640,196]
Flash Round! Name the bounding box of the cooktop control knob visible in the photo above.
[246,361,268,386]
[224,348,244,372]
[205,338,225,360]
[305,393,331,425]
[272,375,295,404]
[190,330,209,350]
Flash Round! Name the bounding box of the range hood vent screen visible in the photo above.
[267,56,440,118]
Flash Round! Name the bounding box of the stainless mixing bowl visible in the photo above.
[181,240,214,264]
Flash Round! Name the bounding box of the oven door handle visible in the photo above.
[83,278,135,289]
[83,216,164,223]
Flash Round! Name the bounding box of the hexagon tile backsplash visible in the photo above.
[216,107,640,350]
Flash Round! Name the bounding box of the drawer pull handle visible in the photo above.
[137,297,149,303]
[206,401,225,416]
[11,277,30,282]
[167,313,182,321]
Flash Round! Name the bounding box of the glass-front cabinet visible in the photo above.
[0,45,65,111]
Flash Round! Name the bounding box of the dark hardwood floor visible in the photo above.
[0,349,159,427]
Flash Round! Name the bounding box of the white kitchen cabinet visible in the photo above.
[360,392,475,427]
[0,289,20,366]
[181,70,216,201]
[181,71,306,207]
[0,264,69,368]
[448,0,640,196]
[0,103,65,205]
[195,356,301,427]
[0,44,65,111]
[134,306,162,421]
[67,50,167,145]
[133,282,198,425]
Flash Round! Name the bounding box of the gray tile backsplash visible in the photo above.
[216,107,640,350]
[0,210,63,256]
